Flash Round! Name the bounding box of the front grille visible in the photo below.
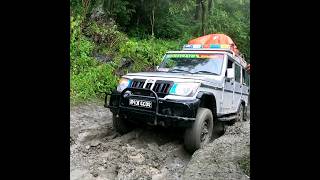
[130,79,145,88]
[145,83,152,89]
[152,80,173,97]
[152,82,171,94]
[130,79,173,98]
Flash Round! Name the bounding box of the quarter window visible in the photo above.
[242,69,250,86]
[242,69,246,85]
[235,64,241,83]
[245,71,250,86]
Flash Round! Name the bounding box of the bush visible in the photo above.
[70,15,97,75]
[83,21,128,56]
[71,64,118,104]
[70,15,119,104]
[119,38,181,72]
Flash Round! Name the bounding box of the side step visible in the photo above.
[217,115,237,121]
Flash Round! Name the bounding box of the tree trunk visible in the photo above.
[208,0,214,14]
[136,16,140,26]
[77,0,91,52]
[201,0,207,35]
[195,0,201,20]
[150,7,155,37]
[103,0,112,13]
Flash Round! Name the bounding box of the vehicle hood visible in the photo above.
[123,71,222,84]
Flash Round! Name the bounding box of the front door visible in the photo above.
[222,58,235,113]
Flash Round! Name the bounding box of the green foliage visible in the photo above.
[119,38,180,72]
[128,26,150,39]
[209,0,250,61]
[83,20,128,55]
[238,153,250,176]
[70,15,97,75]
[70,15,119,103]
[70,0,95,17]
[71,64,118,104]
[70,0,250,104]
[104,0,136,27]
[154,14,188,39]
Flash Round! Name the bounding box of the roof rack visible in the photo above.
[182,44,248,67]
[182,44,236,56]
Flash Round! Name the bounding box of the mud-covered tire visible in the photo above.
[213,121,226,138]
[184,108,214,153]
[243,106,248,121]
[236,104,245,122]
[112,114,133,135]
[245,104,250,121]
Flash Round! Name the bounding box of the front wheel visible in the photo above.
[184,108,214,153]
[112,114,133,135]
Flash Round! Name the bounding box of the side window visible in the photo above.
[225,57,234,76]
[235,64,241,83]
[242,70,250,86]
[227,58,233,68]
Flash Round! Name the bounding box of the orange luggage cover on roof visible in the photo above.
[188,34,239,54]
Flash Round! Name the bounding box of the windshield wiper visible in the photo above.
[192,70,219,75]
[168,69,191,73]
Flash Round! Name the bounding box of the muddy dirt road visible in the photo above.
[70,102,250,180]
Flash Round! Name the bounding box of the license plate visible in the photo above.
[129,99,152,108]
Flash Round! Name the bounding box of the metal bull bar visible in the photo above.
[106,87,160,125]
[105,87,195,126]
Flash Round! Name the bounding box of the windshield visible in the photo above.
[158,53,225,75]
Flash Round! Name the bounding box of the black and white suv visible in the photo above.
[105,43,250,153]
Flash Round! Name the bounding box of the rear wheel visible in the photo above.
[184,108,214,153]
[243,105,248,121]
[112,114,133,135]
[236,104,245,122]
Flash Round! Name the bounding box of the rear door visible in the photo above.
[242,69,250,104]
[233,63,242,111]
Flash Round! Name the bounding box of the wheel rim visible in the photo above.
[200,119,210,144]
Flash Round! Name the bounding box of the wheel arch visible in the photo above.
[196,91,217,119]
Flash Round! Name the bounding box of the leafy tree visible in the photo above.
[70,0,250,103]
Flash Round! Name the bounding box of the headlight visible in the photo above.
[169,83,200,97]
[117,78,131,92]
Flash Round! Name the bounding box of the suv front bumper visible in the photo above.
[105,88,200,127]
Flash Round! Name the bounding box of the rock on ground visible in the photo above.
[183,119,250,180]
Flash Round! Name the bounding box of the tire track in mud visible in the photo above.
[70,102,250,180]
[70,102,191,180]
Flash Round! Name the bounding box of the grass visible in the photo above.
[238,153,250,176]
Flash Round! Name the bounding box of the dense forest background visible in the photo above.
[70,0,250,104]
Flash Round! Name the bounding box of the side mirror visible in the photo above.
[155,66,159,71]
[226,68,235,79]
